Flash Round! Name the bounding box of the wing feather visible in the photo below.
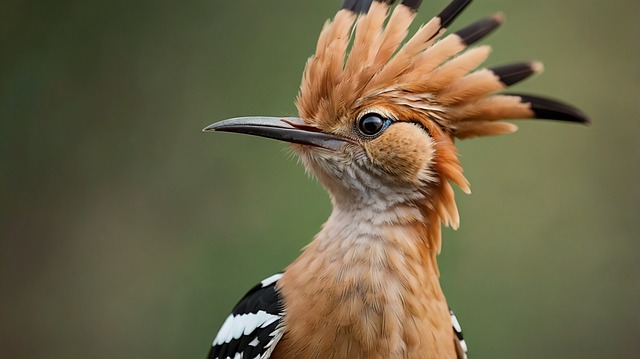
[209,274,285,359]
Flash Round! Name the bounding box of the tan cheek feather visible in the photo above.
[364,123,434,185]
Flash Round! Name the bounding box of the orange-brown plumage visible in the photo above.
[206,1,588,358]
[274,214,454,358]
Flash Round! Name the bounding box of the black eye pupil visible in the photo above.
[359,114,386,136]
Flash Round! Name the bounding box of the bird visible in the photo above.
[203,0,589,358]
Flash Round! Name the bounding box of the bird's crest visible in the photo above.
[297,0,587,135]
[296,0,587,252]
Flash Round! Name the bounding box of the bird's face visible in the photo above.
[292,104,450,208]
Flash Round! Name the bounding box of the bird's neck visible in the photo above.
[275,202,456,358]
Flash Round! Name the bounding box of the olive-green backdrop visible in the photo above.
[2,0,638,358]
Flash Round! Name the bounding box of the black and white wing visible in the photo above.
[208,273,285,359]
[450,308,469,359]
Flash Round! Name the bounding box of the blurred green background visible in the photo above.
[2,0,638,358]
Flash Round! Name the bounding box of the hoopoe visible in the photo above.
[204,0,588,358]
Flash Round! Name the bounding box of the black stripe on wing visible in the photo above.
[209,273,285,359]
[450,308,469,359]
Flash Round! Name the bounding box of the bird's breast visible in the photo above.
[272,223,456,359]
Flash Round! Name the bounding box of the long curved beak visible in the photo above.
[203,117,351,151]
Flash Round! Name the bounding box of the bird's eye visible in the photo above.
[358,114,390,137]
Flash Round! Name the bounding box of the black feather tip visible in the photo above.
[438,0,473,29]
[509,93,590,124]
[341,0,373,13]
[455,12,503,46]
[400,0,423,12]
[490,61,542,87]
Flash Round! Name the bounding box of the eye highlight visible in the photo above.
[357,113,391,137]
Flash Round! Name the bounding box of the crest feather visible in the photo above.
[297,0,588,133]
[376,8,415,62]
[370,4,419,82]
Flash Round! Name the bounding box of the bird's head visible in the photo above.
[205,0,588,233]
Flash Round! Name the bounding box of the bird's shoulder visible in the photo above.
[208,273,285,359]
